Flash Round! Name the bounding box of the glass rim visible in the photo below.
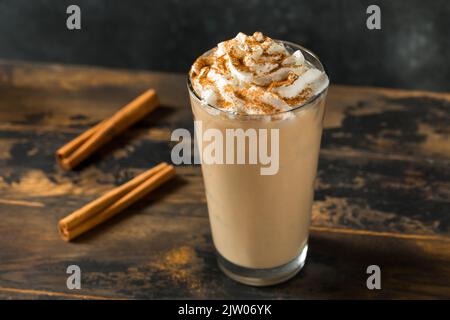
[187,40,329,119]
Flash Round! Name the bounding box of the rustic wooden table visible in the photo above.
[0,60,449,299]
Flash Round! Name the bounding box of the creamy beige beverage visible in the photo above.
[188,32,329,285]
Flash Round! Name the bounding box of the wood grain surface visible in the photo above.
[0,60,449,299]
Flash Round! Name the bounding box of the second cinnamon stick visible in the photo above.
[58,162,175,241]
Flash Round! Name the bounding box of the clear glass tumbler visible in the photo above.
[188,41,329,286]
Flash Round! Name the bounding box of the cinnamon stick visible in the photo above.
[58,162,175,241]
[56,89,159,170]
[56,120,106,162]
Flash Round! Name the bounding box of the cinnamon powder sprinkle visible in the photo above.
[268,72,299,90]
[235,88,278,114]
[190,32,321,113]
[284,88,313,106]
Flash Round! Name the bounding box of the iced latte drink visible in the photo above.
[188,32,329,285]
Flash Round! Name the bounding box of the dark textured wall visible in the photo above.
[0,0,449,91]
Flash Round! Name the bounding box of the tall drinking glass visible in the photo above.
[188,41,328,286]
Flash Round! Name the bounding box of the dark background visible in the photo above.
[0,0,449,91]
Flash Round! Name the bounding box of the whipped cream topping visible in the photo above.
[190,32,329,115]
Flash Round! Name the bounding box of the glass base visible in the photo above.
[217,243,308,286]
